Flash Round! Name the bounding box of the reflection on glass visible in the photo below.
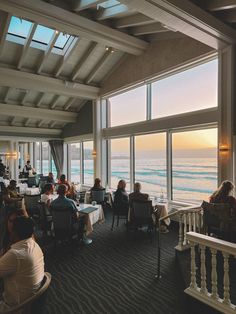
[70,143,80,183]
[172,128,217,202]
[152,59,218,118]
[109,85,147,127]
[135,133,166,197]
[83,141,94,185]
[110,138,130,191]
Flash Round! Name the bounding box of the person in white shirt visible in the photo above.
[41,183,54,206]
[0,216,45,311]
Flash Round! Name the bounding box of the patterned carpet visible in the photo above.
[43,213,190,314]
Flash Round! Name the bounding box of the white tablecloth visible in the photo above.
[78,203,105,235]
[25,187,40,195]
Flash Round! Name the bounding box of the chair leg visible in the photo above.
[111,213,115,231]
[117,215,119,227]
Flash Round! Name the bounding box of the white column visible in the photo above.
[19,144,24,170]
[33,142,37,170]
[9,141,14,179]
[29,142,33,166]
[93,99,107,186]
[63,143,68,178]
[14,141,19,180]
[23,143,28,164]
[218,45,234,183]
[67,143,71,181]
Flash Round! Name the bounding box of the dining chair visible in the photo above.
[2,272,51,314]
[110,195,128,231]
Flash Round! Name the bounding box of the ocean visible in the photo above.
[66,157,217,203]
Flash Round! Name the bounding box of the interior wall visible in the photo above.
[62,101,93,138]
[100,37,215,96]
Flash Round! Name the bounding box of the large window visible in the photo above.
[110,138,130,191]
[35,142,41,174]
[42,142,49,175]
[109,85,147,127]
[135,133,166,197]
[70,143,80,183]
[83,141,94,185]
[172,128,217,202]
[151,59,218,118]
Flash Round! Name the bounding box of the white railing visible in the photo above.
[174,205,202,251]
[185,232,236,314]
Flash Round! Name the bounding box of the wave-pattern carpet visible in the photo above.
[44,215,189,314]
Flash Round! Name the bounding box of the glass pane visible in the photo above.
[70,143,80,183]
[35,142,41,174]
[33,25,54,45]
[51,159,57,177]
[8,16,32,38]
[152,59,218,118]
[83,141,93,186]
[110,138,130,191]
[100,0,120,9]
[135,133,166,198]
[54,33,71,49]
[172,128,218,202]
[42,142,49,175]
[109,85,147,127]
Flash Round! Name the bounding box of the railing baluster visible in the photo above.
[190,241,197,290]
[188,213,192,232]
[210,248,218,300]
[200,244,207,294]
[183,213,187,245]
[223,253,231,305]
[178,213,183,250]
[193,212,196,232]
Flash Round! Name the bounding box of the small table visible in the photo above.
[78,203,105,235]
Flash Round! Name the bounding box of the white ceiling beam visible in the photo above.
[17,23,37,70]
[72,0,104,11]
[147,31,186,42]
[50,121,57,128]
[85,50,110,84]
[0,11,11,56]
[114,13,155,28]
[37,120,45,128]
[118,0,236,49]
[0,67,99,99]
[76,99,87,112]
[37,31,60,74]
[20,91,29,105]
[204,0,236,11]
[50,95,61,109]
[0,102,77,123]
[0,125,61,136]
[0,0,148,55]
[4,87,11,103]
[10,117,16,126]
[63,97,75,110]
[24,118,30,126]
[54,37,80,78]
[71,42,97,81]
[95,4,131,20]
[131,22,168,36]
[35,92,44,108]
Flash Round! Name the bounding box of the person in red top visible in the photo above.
[58,174,71,192]
[209,180,236,214]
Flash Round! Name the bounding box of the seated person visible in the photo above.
[129,182,149,207]
[0,216,44,311]
[3,180,22,212]
[91,178,105,191]
[41,183,54,216]
[50,184,87,243]
[0,159,6,175]
[114,180,129,215]
[41,183,54,207]
[58,174,71,191]
[1,208,28,255]
[0,171,5,185]
[47,172,55,185]
[209,180,236,214]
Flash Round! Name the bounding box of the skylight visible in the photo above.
[99,0,120,9]
[32,24,54,45]
[54,33,71,49]
[7,16,75,54]
[8,16,32,38]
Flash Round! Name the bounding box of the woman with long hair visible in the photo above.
[210,180,236,210]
